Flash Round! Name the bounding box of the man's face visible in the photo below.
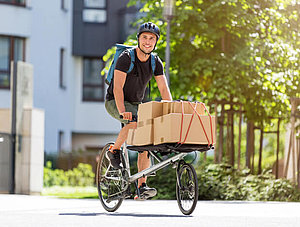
[138,32,157,54]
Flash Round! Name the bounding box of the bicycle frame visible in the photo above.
[98,142,200,215]
[122,143,188,184]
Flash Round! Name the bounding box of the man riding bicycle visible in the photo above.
[105,22,172,200]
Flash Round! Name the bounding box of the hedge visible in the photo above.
[145,163,300,201]
[197,163,300,202]
[43,161,300,202]
[43,161,95,187]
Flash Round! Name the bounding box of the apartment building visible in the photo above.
[0,0,139,153]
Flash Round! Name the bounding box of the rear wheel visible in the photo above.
[176,162,198,215]
[96,143,126,212]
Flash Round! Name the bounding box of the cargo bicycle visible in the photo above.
[96,123,213,215]
[96,101,214,215]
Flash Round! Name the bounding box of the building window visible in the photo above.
[58,130,64,152]
[83,0,107,23]
[61,0,66,10]
[0,0,26,6]
[0,36,25,89]
[82,58,104,102]
[59,48,66,89]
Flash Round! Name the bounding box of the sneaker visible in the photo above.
[106,145,122,169]
[134,183,157,201]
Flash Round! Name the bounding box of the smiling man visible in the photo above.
[105,22,172,200]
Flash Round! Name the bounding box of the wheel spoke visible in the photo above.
[96,143,126,212]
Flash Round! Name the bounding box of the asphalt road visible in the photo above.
[0,195,300,227]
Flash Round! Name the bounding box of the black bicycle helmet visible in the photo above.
[137,22,160,40]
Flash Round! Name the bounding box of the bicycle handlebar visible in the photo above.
[119,114,138,122]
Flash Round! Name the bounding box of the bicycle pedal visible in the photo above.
[134,195,146,201]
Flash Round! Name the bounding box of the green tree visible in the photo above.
[124,0,300,123]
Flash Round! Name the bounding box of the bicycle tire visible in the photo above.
[96,143,124,212]
[176,163,198,215]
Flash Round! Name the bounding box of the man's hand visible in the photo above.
[120,112,132,121]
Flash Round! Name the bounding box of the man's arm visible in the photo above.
[113,69,132,120]
[154,75,172,101]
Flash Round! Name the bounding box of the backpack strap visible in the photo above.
[127,48,135,74]
[150,53,156,74]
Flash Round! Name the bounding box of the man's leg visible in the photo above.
[135,151,157,200]
[111,122,137,151]
[107,122,136,169]
[137,151,150,187]
[105,100,139,168]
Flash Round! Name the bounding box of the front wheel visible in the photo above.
[176,162,198,215]
[96,143,125,212]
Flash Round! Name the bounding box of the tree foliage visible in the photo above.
[125,0,300,123]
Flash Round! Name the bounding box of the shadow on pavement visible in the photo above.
[59,212,191,218]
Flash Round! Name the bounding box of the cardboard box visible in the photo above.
[154,113,215,145]
[127,120,153,146]
[137,101,163,122]
[162,101,205,115]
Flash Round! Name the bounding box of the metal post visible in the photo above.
[165,18,171,85]
[163,0,174,86]
[10,61,17,194]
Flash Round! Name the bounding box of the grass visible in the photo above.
[41,186,98,199]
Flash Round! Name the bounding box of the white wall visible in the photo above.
[0,91,10,108]
[72,57,120,134]
[0,4,31,37]
[0,1,119,153]
[73,100,121,134]
[29,0,74,152]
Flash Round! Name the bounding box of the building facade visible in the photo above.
[0,0,139,153]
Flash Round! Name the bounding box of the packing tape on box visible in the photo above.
[137,119,153,128]
[163,102,172,115]
[160,115,164,123]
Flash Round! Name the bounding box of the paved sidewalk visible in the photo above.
[0,194,300,227]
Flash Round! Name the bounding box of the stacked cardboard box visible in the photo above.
[154,114,215,145]
[127,101,215,146]
[127,101,163,146]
